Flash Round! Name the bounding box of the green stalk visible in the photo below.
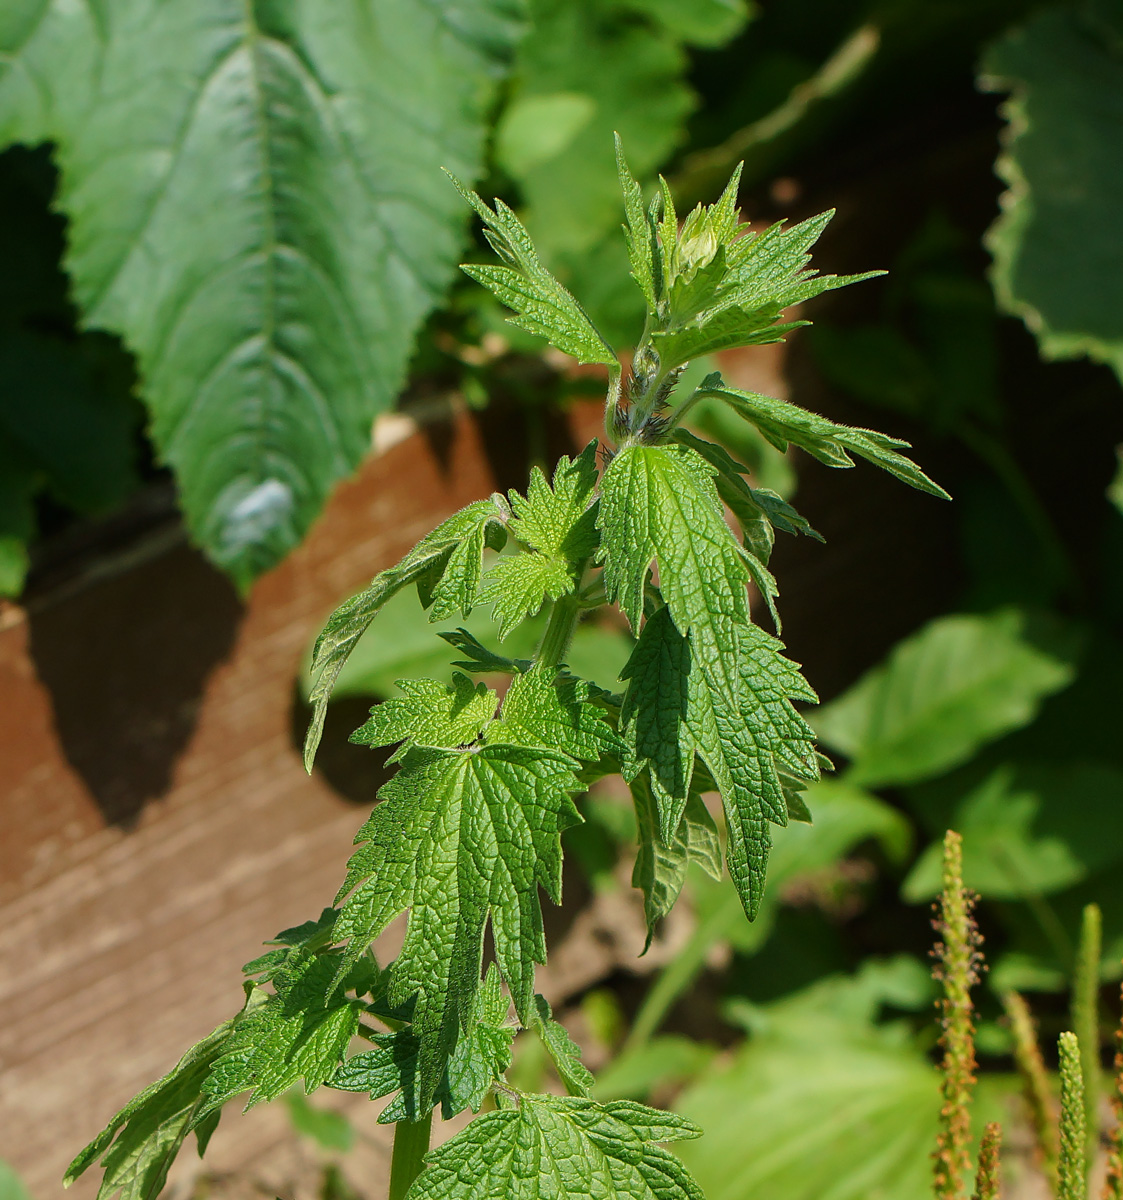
[1072,904,1103,1174]
[1059,1032,1088,1200]
[537,594,580,669]
[387,1112,433,1200]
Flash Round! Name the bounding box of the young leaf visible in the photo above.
[652,209,883,367]
[631,773,722,949]
[489,666,624,765]
[482,442,600,637]
[695,376,950,499]
[439,627,529,675]
[529,994,595,1098]
[64,995,264,1200]
[408,1095,703,1200]
[329,965,514,1122]
[201,954,368,1114]
[350,673,498,762]
[303,495,508,770]
[449,176,619,368]
[333,744,582,1106]
[615,134,658,312]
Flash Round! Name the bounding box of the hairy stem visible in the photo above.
[537,593,580,669]
[971,1123,1002,1200]
[933,830,981,1200]
[1003,990,1058,1189]
[1073,904,1103,1173]
[1059,1032,1089,1200]
[387,1112,433,1200]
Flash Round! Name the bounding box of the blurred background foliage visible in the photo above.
[3,0,1123,1196]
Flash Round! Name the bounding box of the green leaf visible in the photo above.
[696,376,950,499]
[242,905,340,979]
[616,134,659,313]
[482,442,601,637]
[64,996,262,1200]
[672,428,822,561]
[0,1160,31,1200]
[621,0,752,47]
[651,211,883,368]
[813,609,1079,788]
[201,955,367,1114]
[495,1,697,300]
[903,760,1123,902]
[597,441,758,635]
[619,605,819,917]
[303,495,509,770]
[529,994,595,1097]
[440,627,531,675]
[333,744,582,1106]
[285,1092,354,1153]
[350,673,498,761]
[330,965,514,1121]
[630,772,722,948]
[675,963,1008,1200]
[0,1,521,587]
[451,176,618,367]
[490,666,624,765]
[981,6,1123,384]
[408,1095,703,1200]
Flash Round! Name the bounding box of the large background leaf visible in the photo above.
[0,0,521,586]
[674,962,1008,1200]
[811,609,1079,788]
[980,3,1123,384]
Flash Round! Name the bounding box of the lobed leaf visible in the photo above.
[482,441,601,637]
[333,743,582,1107]
[672,428,822,560]
[329,965,514,1122]
[621,606,819,918]
[490,666,624,766]
[631,772,722,949]
[696,376,950,499]
[529,994,595,1098]
[408,1094,703,1200]
[450,177,618,367]
[646,200,882,367]
[201,954,368,1114]
[304,495,508,770]
[350,673,498,762]
[597,441,757,636]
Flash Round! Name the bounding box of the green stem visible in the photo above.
[537,594,580,669]
[603,365,624,444]
[1071,904,1102,1173]
[388,1112,433,1200]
